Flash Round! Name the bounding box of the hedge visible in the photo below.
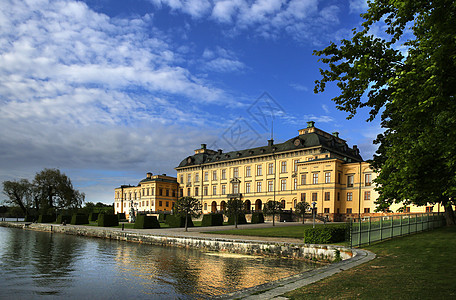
[89,212,99,222]
[165,214,194,228]
[37,215,56,223]
[117,213,126,221]
[98,214,119,227]
[71,214,89,225]
[158,213,169,223]
[303,225,347,244]
[201,213,224,227]
[56,215,72,224]
[24,215,36,222]
[134,215,160,229]
[227,213,247,225]
[251,212,265,224]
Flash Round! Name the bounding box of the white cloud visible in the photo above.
[349,0,369,13]
[289,83,309,92]
[200,46,245,73]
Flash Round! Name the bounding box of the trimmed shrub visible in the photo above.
[37,215,56,223]
[56,215,72,224]
[251,212,265,224]
[134,215,160,229]
[117,213,126,221]
[227,213,247,225]
[165,214,194,228]
[98,214,119,227]
[89,212,99,222]
[158,213,168,223]
[71,214,89,225]
[201,213,224,227]
[303,225,347,244]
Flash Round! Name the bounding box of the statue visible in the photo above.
[129,200,136,223]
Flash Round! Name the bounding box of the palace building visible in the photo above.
[114,173,179,217]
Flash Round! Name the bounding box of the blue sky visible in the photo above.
[0,0,382,204]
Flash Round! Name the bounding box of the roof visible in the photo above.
[176,130,363,169]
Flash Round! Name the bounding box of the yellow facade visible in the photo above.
[114,173,178,217]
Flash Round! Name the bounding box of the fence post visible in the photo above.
[349,218,353,248]
[390,216,394,239]
[400,215,402,236]
[368,216,371,245]
[380,216,383,242]
[358,217,362,246]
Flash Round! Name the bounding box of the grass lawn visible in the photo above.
[284,226,456,299]
[202,224,343,239]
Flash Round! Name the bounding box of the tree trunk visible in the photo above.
[302,214,305,224]
[185,211,188,232]
[442,199,455,226]
[272,213,275,226]
[235,214,238,229]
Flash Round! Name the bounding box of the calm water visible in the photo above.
[0,227,315,299]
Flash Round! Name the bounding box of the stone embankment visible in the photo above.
[0,221,353,263]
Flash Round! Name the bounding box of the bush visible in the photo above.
[201,213,224,227]
[134,215,160,229]
[117,213,126,221]
[251,212,265,224]
[165,214,194,228]
[227,213,247,225]
[71,214,89,225]
[89,212,99,222]
[303,225,347,244]
[98,214,119,227]
[24,215,36,222]
[37,215,56,223]
[56,215,72,224]
[158,213,168,223]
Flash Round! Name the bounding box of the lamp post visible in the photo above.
[312,201,317,228]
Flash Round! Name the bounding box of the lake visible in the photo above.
[0,226,316,299]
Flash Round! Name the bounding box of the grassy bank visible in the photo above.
[284,226,456,299]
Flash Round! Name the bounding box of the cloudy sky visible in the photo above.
[0,0,382,204]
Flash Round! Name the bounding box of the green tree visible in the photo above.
[173,196,201,231]
[2,179,33,216]
[314,0,456,225]
[225,198,244,229]
[295,201,310,224]
[263,201,283,226]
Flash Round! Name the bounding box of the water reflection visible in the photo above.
[0,227,316,299]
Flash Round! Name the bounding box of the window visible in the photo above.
[124,202,126,207]
[195,187,199,196]
[346,208,352,214]
[212,170,217,181]
[293,178,297,190]
[268,180,273,192]
[187,188,191,196]
[221,169,226,180]
[404,207,410,213]
[180,175,184,184]
[151,188,154,195]
[301,174,307,185]
[195,173,199,182]
[245,182,251,193]
[187,174,191,183]
[203,186,208,196]
[212,185,217,195]
[337,192,340,201]
[294,160,299,172]
[159,201,162,206]
[268,163,274,175]
[324,208,330,213]
[146,188,149,196]
[221,184,226,195]
[281,179,286,191]
[204,172,208,181]
[281,161,287,173]
[364,208,370,213]
[204,203,207,210]
[232,183,239,194]
[312,192,318,202]
[159,189,163,196]
[256,181,262,192]
[179,189,183,197]
[233,167,239,178]
[256,165,262,176]
[347,175,354,187]
[365,173,372,186]
[312,173,319,184]
[165,201,169,207]
[338,173,341,184]
[146,201,149,206]
[301,193,306,202]
[116,203,119,207]
[426,206,433,212]
[166,189,169,196]
[246,166,251,177]
[364,191,371,201]
[325,172,331,183]
[347,192,353,201]
[294,199,297,208]
[142,188,145,196]
[324,192,330,201]
[172,190,176,197]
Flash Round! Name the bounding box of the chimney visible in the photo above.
[201,144,206,149]
[307,121,315,128]
[333,132,339,138]
[353,145,359,155]
[162,174,166,176]
[146,172,152,179]
[217,149,223,155]
[268,139,274,146]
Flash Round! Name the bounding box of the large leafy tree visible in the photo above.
[225,198,244,229]
[2,179,33,216]
[295,201,310,224]
[173,196,201,231]
[314,0,456,225]
[263,201,283,226]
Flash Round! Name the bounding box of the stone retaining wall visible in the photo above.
[0,222,353,262]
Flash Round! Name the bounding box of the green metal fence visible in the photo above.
[349,213,445,248]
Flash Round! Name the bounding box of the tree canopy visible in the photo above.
[225,198,244,228]
[295,201,310,224]
[263,201,283,226]
[173,196,201,231]
[314,0,456,224]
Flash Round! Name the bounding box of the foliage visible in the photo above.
[295,202,310,224]
[70,214,89,225]
[173,196,201,231]
[303,225,347,244]
[97,213,119,227]
[37,214,56,223]
[56,215,71,224]
[224,198,244,228]
[263,201,283,226]
[165,214,194,228]
[201,213,224,227]
[88,212,99,222]
[134,215,160,229]
[313,0,456,224]
[158,213,168,223]
[117,212,126,221]
[2,179,33,216]
[227,213,247,225]
[250,212,264,224]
